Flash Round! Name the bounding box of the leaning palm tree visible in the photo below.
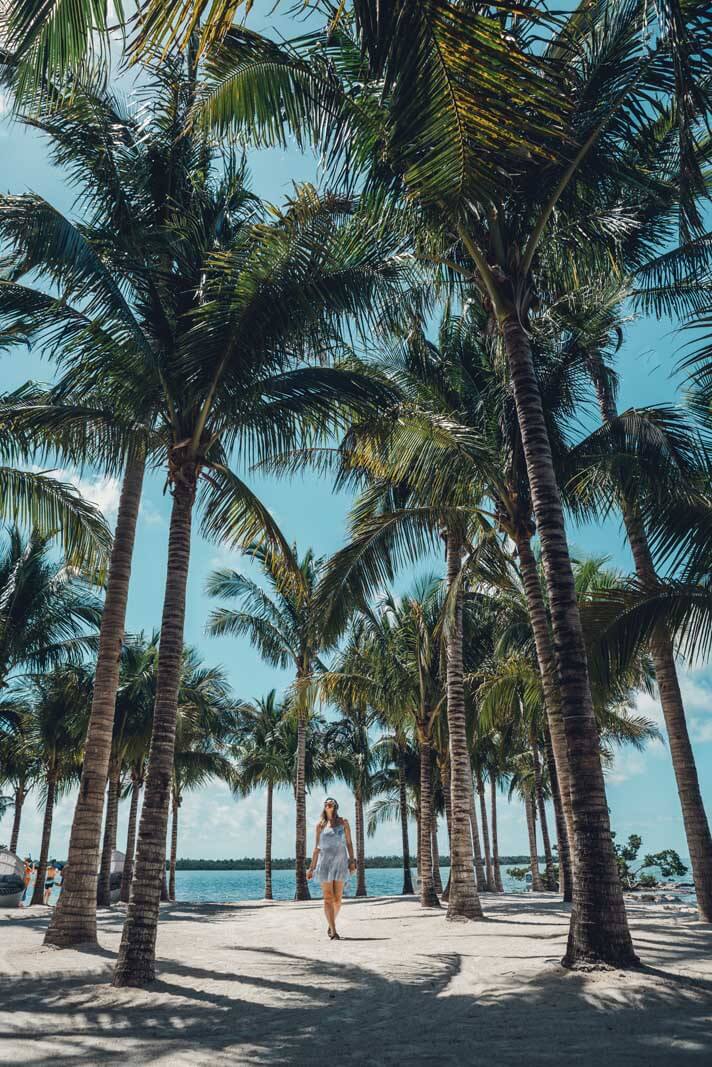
[206,545,335,902]
[230,691,291,900]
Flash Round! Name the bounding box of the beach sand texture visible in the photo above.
[2,893,711,1065]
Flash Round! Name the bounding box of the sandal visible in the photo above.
[328,927,335,939]
[331,931,341,940]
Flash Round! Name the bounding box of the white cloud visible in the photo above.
[139,499,165,527]
[32,465,122,524]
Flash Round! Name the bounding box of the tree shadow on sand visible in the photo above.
[2,918,712,1067]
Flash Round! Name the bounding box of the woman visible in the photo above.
[307,798,356,939]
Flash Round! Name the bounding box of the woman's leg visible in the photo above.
[321,884,336,933]
[332,881,345,928]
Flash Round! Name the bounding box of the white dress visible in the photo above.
[314,824,351,883]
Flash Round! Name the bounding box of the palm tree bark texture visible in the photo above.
[444,526,483,919]
[502,314,636,967]
[490,776,504,893]
[294,701,311,901]
[417,728,440,907]
[592,368,712,922]
[398,752,414,895]
[476,769,495,893]
[525,792,545,891]
[531,735,557,891]
[354,786,367,897]
[46,448,146,947]
[469,789,488,892]
[264,781,273,900]
[10,785,24,854]
[113,466,195,987]
[514,531,575,902]
[169,792,180,901]
[97,757,121,906]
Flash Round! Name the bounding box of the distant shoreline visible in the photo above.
[174,855,537,871]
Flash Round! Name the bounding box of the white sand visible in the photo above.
[1,893,711,1065]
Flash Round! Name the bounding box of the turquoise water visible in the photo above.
[24,864,526,906]
[171,865,527,902]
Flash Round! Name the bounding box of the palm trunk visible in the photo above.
[431,815,444,895]
[120,772,141,903]
[10,784,24,854]
[514,531,575,901]
[169,793,179,901]
[46,447,146,947]
[444,526,482,919]
[417,732,440,907]
[490,776,504,893]
[398,752,414,895]
[113,470,195,988]
[502,314,635,967]
[263,781,273,900]
[525,792,545,891]
[30,769,56,905]
[294,703,311,901]
[531,736,556,891]
[355,787,367,897]
[590,368,712,922]
[469,787,487,892]
[544,730,572,899]
[97,759,121,906]
[415,813,421,878]
[161,867,169,902]
[476,770,495,892]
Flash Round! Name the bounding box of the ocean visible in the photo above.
[28,864,528,906]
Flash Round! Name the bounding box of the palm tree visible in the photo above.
[207,546,335,902]
[230,691,291,900]
[185,1,710,968]
[0,697,39,853]
[18,666,93,904]
[168,650,235,900]
[369,732,417,896]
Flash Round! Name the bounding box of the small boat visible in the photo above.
[0,849,25,909]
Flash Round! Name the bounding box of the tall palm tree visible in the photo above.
[168,649,235,900]
[186,0,711,967]
[369,731,418,896]
[230,691,291,900]
[206,546,334,902]
[18,666,93,904]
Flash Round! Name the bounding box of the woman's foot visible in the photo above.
[331,931,340,940]
[327,926,334,939]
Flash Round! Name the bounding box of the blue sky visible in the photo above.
[1,6,711,865]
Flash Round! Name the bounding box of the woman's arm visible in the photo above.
[307,823,322,879]
[342,819,357,870]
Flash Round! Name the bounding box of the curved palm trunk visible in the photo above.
[264,781,273,900]
[97,759,121,906]
[354,787,367,897]
[490,777,504,893]
[169,793,179,901]
[120,773,141,903]
[502,315,636,967]
[514,532,575,901]
[591,370,712,922]
[46,448,146,947]
[544,731,572,899]
[10,784,25,854]
[30,769,57,905]
[525,792,545,891]
[417,733,440,907]
[294,706,311,901]
[469,787,487,892]
[476,770,495,892]
[113,472,195,988]
[398,752,414,895]
[531,737,556,891]
[431,815,444,895]
[444,526,483,919]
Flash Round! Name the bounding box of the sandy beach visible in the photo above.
[1,893,711,1065]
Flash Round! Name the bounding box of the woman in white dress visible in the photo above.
[307,798,356,939]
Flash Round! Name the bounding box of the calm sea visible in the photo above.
[170,865,527,902]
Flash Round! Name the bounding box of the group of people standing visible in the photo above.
[22,858,64,905]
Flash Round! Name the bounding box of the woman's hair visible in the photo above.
[319,797,342,827]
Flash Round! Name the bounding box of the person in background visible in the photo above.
[23,859,33,903]
[44,860,57,906]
